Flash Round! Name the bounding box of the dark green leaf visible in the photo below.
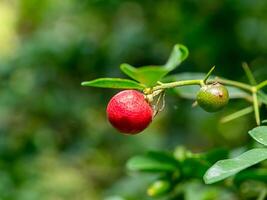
[234,169,267,185]
[202,148,229,164]
[126,151,178,172]
[81,78,145,90]
[120,63,169,86]
[164,44,189,71]
[248,126,267,146]
[204,148,267,184]
[181,149,229,179]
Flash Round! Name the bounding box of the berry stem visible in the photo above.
[203,66,216,84]
[152,78,253,93]
[209,78,253,92]
[153,80,204,91]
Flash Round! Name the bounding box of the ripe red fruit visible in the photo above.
[106,90,153,134]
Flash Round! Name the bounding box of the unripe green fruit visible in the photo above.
[196,83,229,112]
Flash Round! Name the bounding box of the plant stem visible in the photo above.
[252,92,261,125]
[153,80,204,91]
[153,78,253,93]
[151,76,262,125]
[220,106,254,123]
[242,62,257,85]
[256,80,267,90]
[209,78,253,92]
[203,66,215,83]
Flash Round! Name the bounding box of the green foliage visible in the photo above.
[82,40,267,199]
[126,151,178,172]
[120,64,169,87]
[204,148,267,184]
[248,126,267,146]
[83,44,188,88]
[164,44,189,71]
[81,78,145,90]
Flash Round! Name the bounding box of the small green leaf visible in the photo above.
[126,151,178,172]
[81,78,145,90]
[120,64,169,86]
[165,44,189,70]
[204,148,267,184]
[119,44,188,86]
[249,126,267,146]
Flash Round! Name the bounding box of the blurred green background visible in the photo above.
[0,0,267,199]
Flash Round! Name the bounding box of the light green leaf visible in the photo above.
[204,148,267,184]
[126,151,178,172]
[120,44,188,86]
[81,78,145,90]
[248,126,267,146]
[120,63,169,86]
[165,44,189,70]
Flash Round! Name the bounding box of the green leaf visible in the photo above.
[81,78,145,90]
[165,73,250,100]
[120,63,169,86]
[126,151,178,172]
[204,148,267,184]
[178,149,229,180]
[119,44,188,86]
[248,126,267,146]
[202,148,229,164]
[165,44,189,71]
[234,169,267,185]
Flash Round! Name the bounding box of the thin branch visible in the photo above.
[221,106,254,123]
[252,92,261,125]
[242,62,257,85]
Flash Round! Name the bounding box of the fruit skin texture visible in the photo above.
[106,90,153,134]
[196,83,229,112]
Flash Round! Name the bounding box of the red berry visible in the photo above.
[106,90,153,134]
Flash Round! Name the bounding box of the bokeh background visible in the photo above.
[0,0,267,199]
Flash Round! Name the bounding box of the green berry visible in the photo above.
[196,83,229,112]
